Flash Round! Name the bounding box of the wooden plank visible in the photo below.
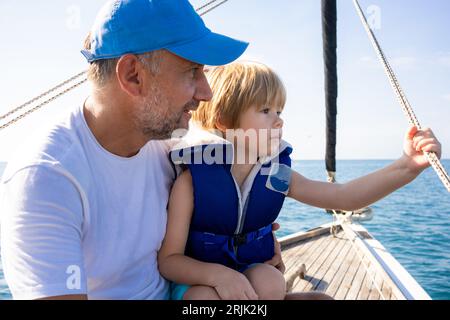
[357,266,376,300]
[355,244,398,300]
[324,240,358,298]
[321,226,384,300]
[280,225,338,249]
[291,234,333,292]
[353,251,383,300]
[344,255,368,300]
[350,249,386,300]
[367,271,383,300]
[356,272,371,300]
[282,222,424,300]
[284,238,317,290]
[389,284,399,300]
[310,235,350,291]
[284,233,329,277]
[282,227,334,270]
[390,293,399,300]
[333,248,364,300]
[341,223,409,300]
[380,280,392,300]
[355,249,389,300]
[283,237,317,274]
[284,238,318,276]
[365,256,390,300]
[282,230,323,260]
[302,234,349,292]
[294,234,341,292]
[315,236,354,294]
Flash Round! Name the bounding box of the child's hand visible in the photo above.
[403,126,442,174]
[213,268,258,300]
[264,222,286,274]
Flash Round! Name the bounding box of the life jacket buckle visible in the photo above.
[233,234,247,246]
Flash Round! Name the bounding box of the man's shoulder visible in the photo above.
[2,107,88,183]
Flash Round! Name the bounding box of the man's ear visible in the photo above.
[116,54,146,97]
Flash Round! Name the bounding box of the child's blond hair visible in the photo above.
[192,62,286,130]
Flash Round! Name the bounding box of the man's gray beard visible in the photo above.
[133,86,185,140]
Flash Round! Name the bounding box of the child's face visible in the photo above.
[236,104,284,158]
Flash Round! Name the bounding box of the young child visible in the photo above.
[157,62,442,300]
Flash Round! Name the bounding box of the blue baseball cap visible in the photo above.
[81,0,249,66]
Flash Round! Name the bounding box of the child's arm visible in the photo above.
[288,126,442,211]
[157,170,258,300]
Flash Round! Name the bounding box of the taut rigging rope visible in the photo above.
[0,74,87,131]
[197,0,229,16]
[353,0,450,193]
[0,71,87,122]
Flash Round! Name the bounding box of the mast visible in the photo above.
[321,0,338,181]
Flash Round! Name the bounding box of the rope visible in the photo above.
[196,0,220,12]
[198,0,229,16]
[353,0,450,193]
[0,0,231,132]
[0,71,87,122]
[0,78,87,131]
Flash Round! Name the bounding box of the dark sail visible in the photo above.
[321,0,338,175]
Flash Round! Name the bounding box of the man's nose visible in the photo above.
[194,72,213,102]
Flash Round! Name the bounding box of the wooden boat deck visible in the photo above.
[280,222,431,300]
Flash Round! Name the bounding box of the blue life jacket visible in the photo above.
[170,135,293,272]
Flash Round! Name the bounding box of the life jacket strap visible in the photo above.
[193,224,273,247]
[232,224,273,246]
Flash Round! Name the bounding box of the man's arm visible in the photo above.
[1,166,88,300]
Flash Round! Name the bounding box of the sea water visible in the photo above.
[1,160,449,300]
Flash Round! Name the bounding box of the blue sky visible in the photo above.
[0,0,449,162]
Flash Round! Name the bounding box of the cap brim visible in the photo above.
[166,32,249,66]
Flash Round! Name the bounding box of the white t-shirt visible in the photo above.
[0,104,176,300]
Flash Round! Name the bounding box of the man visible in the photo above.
[0,0,330,300]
